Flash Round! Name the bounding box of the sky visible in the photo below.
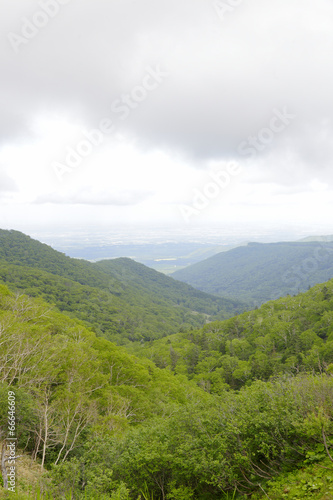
[1,0,333,239]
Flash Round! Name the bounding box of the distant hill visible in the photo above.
[298,234,333,242]
[0,229,245,343]
[53,241,241,274]
[172,241,333,306]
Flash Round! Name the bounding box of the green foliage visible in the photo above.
[65,375,332,499]
[0,229,244,344]
[0,384,36,448]
[252,457,333,499]
[172,241,333,306]
[2,229,333,500]
[131,281,333,392]
[0,284,205,479]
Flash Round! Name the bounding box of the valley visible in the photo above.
[1,228,333,499]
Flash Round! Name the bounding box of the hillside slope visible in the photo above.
[95,257,244,312]
[0,282,210,495]
[172,241,333,306]
[1,265,333,499]
[0,229,245,342]
[132,278,333,392]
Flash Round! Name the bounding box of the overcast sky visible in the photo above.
[1,0,333,237]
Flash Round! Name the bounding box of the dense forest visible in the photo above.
[0,230,245,344]
[172,241,333,306]
[0,230,333,499]
[131,280,333,392]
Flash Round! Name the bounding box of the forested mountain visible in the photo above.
[132,279,333,392]
[1,280,333,499]
[95,257,242,312]
[0,229,245,343]
[172,241,333,306]
[1,229,333,499]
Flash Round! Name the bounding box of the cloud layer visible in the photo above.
[1,0,333,231]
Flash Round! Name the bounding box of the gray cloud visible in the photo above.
[1,0,333,184]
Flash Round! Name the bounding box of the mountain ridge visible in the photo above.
[0,229,246,343]
[172,240,333,306]
[1,230,333,499]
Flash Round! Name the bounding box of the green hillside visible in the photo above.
[95,257,243,314]
[172,241,333,306]
[0,229,245,343]
[131,279,333,392]
[1,230,333,499]
[0,283,211,497]
[1,281,333,499]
